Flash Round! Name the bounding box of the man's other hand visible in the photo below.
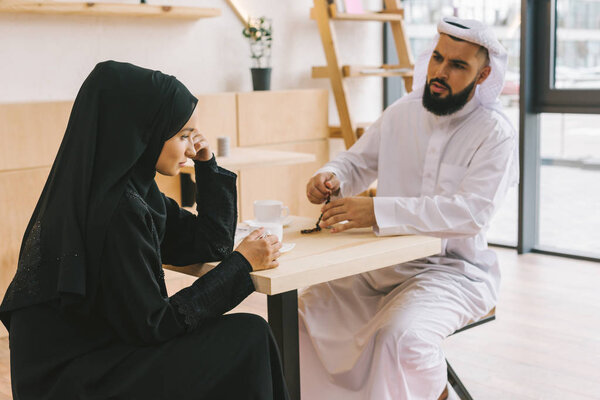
[319,197,376,233]
[306,172,340,204]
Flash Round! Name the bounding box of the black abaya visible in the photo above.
[9,159,288,399]
[1,61,289,400]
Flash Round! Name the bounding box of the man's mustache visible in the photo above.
[428,78,451,91]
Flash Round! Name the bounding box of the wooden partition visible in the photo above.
[0,89,328,337]
[237,89,329,220]
[195,92,238,149]
[237,89,328,146]
[0,101,72,171]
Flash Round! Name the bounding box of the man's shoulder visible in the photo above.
[471,105,516,141]
[380,95,425,124]
[386,95,423,113]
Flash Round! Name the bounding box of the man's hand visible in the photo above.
[191,132,213,162]
[319,197,376,233]
[306,172,341,204]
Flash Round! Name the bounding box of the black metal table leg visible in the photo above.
[447,360,473,400]
[268,290,300,400]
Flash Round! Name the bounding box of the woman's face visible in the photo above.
[155,107,201,176]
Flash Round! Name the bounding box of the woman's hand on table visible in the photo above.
[319,197,376,233]
[235,228,282,271]
[191,132,212,162]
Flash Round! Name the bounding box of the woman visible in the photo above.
[0,61,289,400]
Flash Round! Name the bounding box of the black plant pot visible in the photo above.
[251,68,272,91]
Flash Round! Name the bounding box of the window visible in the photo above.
[521,0,600,260]
[555,0,600,89]
[539,113,600,257]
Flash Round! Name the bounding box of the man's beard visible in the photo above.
[422,77,477,116]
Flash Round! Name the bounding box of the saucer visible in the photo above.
[280,242,296,253]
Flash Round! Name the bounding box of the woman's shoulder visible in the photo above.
[111,185,152,229]
[122,185,148,209]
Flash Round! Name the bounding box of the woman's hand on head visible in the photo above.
[191,132,212,162]
[235,228,282,271]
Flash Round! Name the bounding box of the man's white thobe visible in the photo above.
[299,93,517,400]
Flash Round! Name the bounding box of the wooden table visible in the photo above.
[180,146,316,174]
[169,217,441,400]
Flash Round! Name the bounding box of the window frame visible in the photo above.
[521,0,600,260]
[533,0,600,114]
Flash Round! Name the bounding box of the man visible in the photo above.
[299,17,518,400]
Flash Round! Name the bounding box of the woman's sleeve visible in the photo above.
[161,156,238,266]
[97,198,255,345]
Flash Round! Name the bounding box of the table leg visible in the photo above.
[267,290,300,400]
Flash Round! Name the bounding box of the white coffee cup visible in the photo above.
[253,200,290,223]
[248,221,283,242]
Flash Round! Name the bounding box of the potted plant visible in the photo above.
[242,16,272,91]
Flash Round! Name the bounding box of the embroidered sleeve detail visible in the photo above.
[170,295,201,331]
[169,252,254,331]
[5,220,43,302]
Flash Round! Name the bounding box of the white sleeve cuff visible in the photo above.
[373,197,413,236]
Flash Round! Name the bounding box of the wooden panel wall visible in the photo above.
[194,92,238,148]
[0,101,72,171]
[239,141,328,221]
[236,89,329,221]
[237,89,329,146]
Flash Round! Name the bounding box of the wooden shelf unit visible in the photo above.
[329,122,368,139]
[331,11,405,22]
[312,65,413,79]
[310,0,414,148]
[0,0,221,19]
[310,6,405,22]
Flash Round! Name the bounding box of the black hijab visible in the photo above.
[0,61,198,323]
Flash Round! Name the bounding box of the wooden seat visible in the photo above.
[446,307,496,400]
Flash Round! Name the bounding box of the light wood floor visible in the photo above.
[0,248,598,399]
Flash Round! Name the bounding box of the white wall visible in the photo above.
[0,0,384,129]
